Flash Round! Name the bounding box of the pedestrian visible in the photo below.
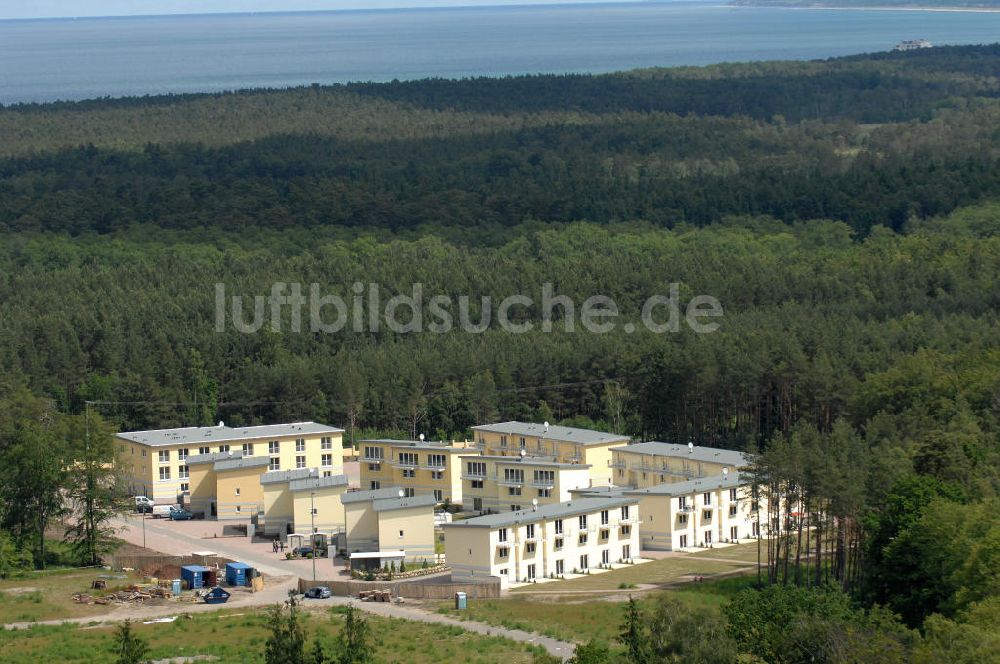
[280,541,285,553]
[272,540,278,553]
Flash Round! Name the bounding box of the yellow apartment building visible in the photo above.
[289,474,350,535]
[117,421,345,505]
[459,454,593,514]
[444,496,641,589]
[358,439,469,504]
[261,468,319,536]
[341,488,437,561]
[608,441,749,489]
[187,451,270,519]
[471,422,629,486]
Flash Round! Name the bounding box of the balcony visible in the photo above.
[497,477,525,487]
[421,463,447,471]
[636,461,696,478]
[678,505,696,513]
[361,456,384,464]
[392,459,419,470]
[531,479,555,489]
[461,473,486,482]
[607,460,626,469]
[617,516,636,526]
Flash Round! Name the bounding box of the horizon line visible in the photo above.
[0,0,660,23]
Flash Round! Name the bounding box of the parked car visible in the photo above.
[168,506,193,520]
[134,496,154,513]
[151,504,180,519]
[303,586,331,599]
[292,546,315,558]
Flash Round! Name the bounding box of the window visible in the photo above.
[178,465,189,479]
[242,443,254,455]
[678,534,688,548]
[142,449,147,457]
[508,486,522,496]
[678,496,687,510]
[178,448,189,461]
[731,526,739,541]
[578,515,588,530]
[702,492,712,506]
[526,563,535,580]
[398,530,404,538]
[579,554,589,571]
[511,504,521,511]
[498,528,508,543]
[729,505,738,517]
[499,568,508,575]
[554,519,563,535]
[601,510,609,525]
[678,514,688,525]
[398,452,418,466]
[427,454,446,468]
[466,461,486,477]
[368,463,380,472]
[321,436,333,450]
[321,454,333,467]
[370,480,380,490]
[473,498,483,511]
[579,533,588,545]
[555,559,564,575]
[433,490,443,501]
[503,468,524,484]
[620,525,632,537]
[525,542,536,555]
[158,450,170,463]
[159,467,171,481]
[622,544,631,560]
[752,522,760,537]
[703,510,712,521]
[235,505,241,513]
[621,505,630,520]
[180,483,189,492]
[537,488,552,498]
[295,439,306,452]
[218,444,230,453]
[431,470,444,480]
[235,487,241,496]
[269,441,280,455]
[198,446,210,455]
[554,537,564,550]
[403,468,415,478]
[705,531,713,545]
[519,437,526,449]
[403,487,416,498]
[323,471,331,478]
[599,528,609,541]
[498,547,509,559]
[471,480,484,489]
[363,446,383,461]
[729,488,738,501]
[602,549,610,565]
[500,435,508,448]
[269,458,281,471]
[525,524,535,539]
[296,455,306,469]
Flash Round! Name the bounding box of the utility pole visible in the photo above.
[310,491,317,583]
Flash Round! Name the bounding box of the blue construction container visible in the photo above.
[225,562,253,586]
[180,565,212,589]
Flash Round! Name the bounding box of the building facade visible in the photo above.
[341,488,437,561]
[471,422,628,486]
[459,454,593,514]
[608,441,748,489]
[444,496,641,588]
[117,421,345,505]
[358,439,469,504]
[289,474,350,535]
[261,468,317,536]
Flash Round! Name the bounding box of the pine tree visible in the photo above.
[114,619,149,664]
[618,596,647,664]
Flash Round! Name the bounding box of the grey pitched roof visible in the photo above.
[117,421,343,447]
[458,454,592,469]
[569,485,629,498]
[214,455,271,472]
[372,494,439,512]
[289,474,349,492]
[445,496,637,530]
[341,487,416,504]
[624,471,745,497]
[359,439,468,452]
[610,441,749,467]
[260,468,318,485]
[472,422,628,446]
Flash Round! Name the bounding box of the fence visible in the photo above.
[297,577,501,600]
[106,553,234,571]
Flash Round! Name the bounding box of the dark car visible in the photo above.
[303,586,332,599]
[293,546,325,558]
[168,507,193,520]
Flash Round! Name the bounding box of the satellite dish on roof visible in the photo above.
[418,433,425,441]
[218,421,224,427]
[398,489,405,498]
[543,421,549,432]
[688,441,694,453]
[519,449,526,459]
[723,467,729,477]
[532,498,538,506]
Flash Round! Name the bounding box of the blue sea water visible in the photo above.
[1,1,999,104]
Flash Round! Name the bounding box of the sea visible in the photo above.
[1,1,999,105]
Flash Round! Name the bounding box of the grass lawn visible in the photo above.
[508,542,765,593]
[436,576,758,643]
[0,568,145,624]
[0,607,550,664]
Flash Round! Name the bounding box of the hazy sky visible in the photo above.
[0,1,627,21]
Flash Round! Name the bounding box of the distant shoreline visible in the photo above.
[732,3,1000,12]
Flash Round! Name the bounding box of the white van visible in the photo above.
[134,496,155,513]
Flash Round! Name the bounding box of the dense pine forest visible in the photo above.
[1,45,999,660]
